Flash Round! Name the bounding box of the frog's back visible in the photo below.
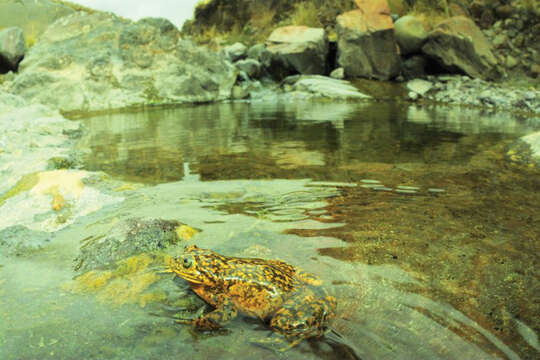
[220,256,298,290]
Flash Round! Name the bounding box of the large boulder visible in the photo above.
[0,27,26,73]
[266,26,328,78]
[394,15,427,55]
[337,0,401,80]
[0,0,75,42]
[422,16,499,79]
[3,12,237,113]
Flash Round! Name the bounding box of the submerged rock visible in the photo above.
[266,26,329,78]
[73,218,188,272]
[3,12,237,112]
[422,16,499,79]
[0,27,26,73]
[336,1,401,80]
[0,225,52,256]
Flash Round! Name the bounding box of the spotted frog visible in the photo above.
[169,245,337,349]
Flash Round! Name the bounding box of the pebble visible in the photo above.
[428,188,446,193]
[360,184,385,189]
[396,185,420,190]
[360,179,381,184]
[395,189,417,194]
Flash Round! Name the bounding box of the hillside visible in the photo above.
[182,0,539,46]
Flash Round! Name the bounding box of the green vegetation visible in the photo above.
[185,0,357,45]
[50,0,97,14]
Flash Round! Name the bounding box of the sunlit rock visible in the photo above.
[337,0,401,80]
[0,96,82,197]
[422,16,499,79]
[394,15,427,55]
[0,170,122,232]
[266,26,328,78]
[3,12,237,112]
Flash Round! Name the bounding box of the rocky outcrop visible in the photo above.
[282,75,371,99]
[422,16,499,80]
[3,12,237,113]
[0,27,26,73]
[266,26,328,78]
[394,15,427,55]
[336,0,401,80]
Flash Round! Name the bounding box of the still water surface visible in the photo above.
[1,100,539,359]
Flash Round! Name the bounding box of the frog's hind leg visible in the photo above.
[295,268,322,286]
[252,332,302,353]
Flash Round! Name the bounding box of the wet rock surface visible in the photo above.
[74,218,184,272]
[0,225,53,256]
[0,92,83,196]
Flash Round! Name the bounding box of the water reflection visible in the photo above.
[80,101,539,184]
[5,100,533,359]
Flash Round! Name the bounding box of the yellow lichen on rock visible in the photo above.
[65,270,114,293]
[114,183,142,192]
[64,254,168,307]
[115,253,154,276]
[96,271,161,306]
[0,172,39,207]
[175,225,199,241]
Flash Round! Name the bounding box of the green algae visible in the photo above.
[65,253,169,307]
[0,172,39,207]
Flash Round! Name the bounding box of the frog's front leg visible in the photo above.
[177,294,238,330]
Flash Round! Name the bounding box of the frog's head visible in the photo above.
[169,245,224,286]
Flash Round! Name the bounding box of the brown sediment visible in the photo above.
[286,140,540,359]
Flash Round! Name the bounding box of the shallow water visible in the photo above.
[1,100,539,359]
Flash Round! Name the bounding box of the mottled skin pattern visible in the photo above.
[169,245,336,349]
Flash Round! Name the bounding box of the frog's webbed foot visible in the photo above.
[177,298,238,331]
[174,306,206,324]
[251,333,303,352]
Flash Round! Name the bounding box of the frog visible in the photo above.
[169,245,337,350]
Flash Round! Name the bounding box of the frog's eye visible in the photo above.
[183,257,193,268]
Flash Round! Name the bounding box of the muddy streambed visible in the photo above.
[1,100,539,359]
